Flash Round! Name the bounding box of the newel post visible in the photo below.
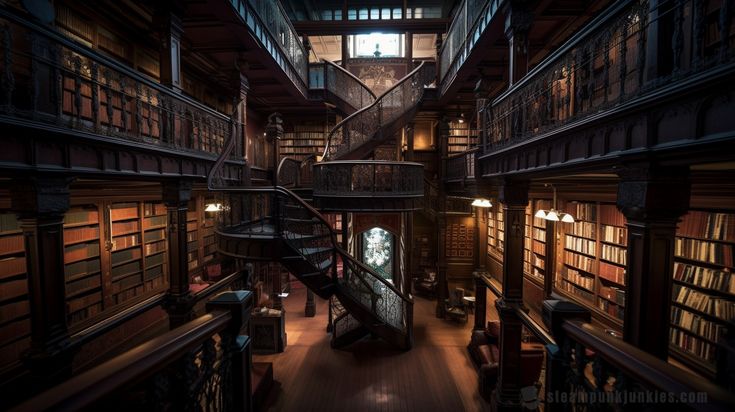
[207,290,254,412]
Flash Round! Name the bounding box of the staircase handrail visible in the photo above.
[322,60,431,160]
[335,246,412,305]
[322,59,378,109]
[276,156,303,188]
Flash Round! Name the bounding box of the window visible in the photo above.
[362,227,394,280]
[347,33,405,58]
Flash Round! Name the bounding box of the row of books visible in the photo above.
[601,243,627,265]
[0,256,26,279]
[674,285,735,319]
[598,298,624,320]
[564,250,595,273]
[65,242,100,264]
[601,224,627,246]
[145,240,167,256]
[144,228,165,243]
[68,302,102,325]
[562,266,594,290]
[674,238,734,266]
[112,220,140,235]
[111,247,141,266]
[0,300,29,323]
[112,234,140,251]
[143,203,166,217]
[66,273,102,296]
[143,215,167,229]
[558,278,594,302]
[673,262,735,294]
[599,261,626,285]
[0,279,27,302]
[110,204,139,221]
[532,227,546,243]
[568,221,596,240]
[671,306,724,342]
[67,290,102,313]
[565,235,596,256]
[533,240,545,255]
[111,260,142,280]
[599,204,626,227]
[64,258,101,279]
[532,253,545,270]
[670,328,716,362]
[599,285,626,306]
[569,202,596,221]
[64,226,100,245]
[63,208,99,226]
[678,211,735,241]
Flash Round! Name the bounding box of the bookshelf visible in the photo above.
[64,205,103,326]
[486,203,503,262]
[280,122,329,161]
[555,202,627,327]
[447,120,478,154]
[187,199,200,277]
[201,195,217,268]
[109,202,145,306]
[0,212,30,368]
[670,210,735,374]
[142,202,168,288]
[526,199,550,284]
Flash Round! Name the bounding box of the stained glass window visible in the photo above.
[362,227,393,280]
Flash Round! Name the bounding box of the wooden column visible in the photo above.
[404,211,413,294]
[266,113,283,187]
[272,264,283,311]
[435,118,450,318]
[504,4,532,86]
[341,35,349,67]
[162,180,193,329]
[405,32,413,62]
[493,180,529,412]
[544,219,556,298]
[12,177,75,387]
[617,164,689,360]
[230,69,249,163]
[473,273,487,331]
[154,4,183,91]
[305,289,316,317]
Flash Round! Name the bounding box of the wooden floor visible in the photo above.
[254,285,494,412]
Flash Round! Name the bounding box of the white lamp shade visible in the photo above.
[471,198,492,208]
[534,210,546,219]
[545,210,560,221]
[204,203,223,212]
[561,213,575,223]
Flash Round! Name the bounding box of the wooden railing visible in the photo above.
[13,291,254,412]
[445,148,478,182]
[546,317,735,411]
[482,0,735,153]
[0,9,240,158]
[309,60,376,111]
[438,0,505,93]
[229,0,308,95]
[313,160,424,197]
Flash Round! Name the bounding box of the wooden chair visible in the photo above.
[445,287,468,322]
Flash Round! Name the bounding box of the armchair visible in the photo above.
[413,271,437,298]
[444,287,468,323]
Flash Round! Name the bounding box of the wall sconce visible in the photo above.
[471,198,492,208]
[204,203,224,213]
[458,113,465,124]
[534,186,574,223]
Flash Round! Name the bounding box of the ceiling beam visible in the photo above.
[292,19,450,35]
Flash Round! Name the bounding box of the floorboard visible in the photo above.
[254,284,493,412]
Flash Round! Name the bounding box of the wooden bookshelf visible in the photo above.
[486,203,502,262]
[186,199,200,276]
[64,205,103,326]
[670,210,735,374]
[526,199,550,284]
[0,212,30,369]
[280,122,329,161]
[554,202,627,327]
[447,120,478,154]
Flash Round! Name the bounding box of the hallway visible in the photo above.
[255,285,492,411]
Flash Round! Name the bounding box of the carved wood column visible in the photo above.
[11,177,74,387]
[162,180,193,329]
[230,68,249,163]
[266,113,283,187]
[341,35,349,67]
[404,211,413,294]
[154,4,183,91]
[305,289,316,317]
[617,164,689,360]
[494,179,529,412]
[504,3,532,86]
[435,118,450,318]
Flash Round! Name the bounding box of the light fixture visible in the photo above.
[204,203,224,212]
[535,185,574,223]
[471,198,492,208]
[458,113,465,124]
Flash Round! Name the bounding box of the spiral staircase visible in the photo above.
[209,61,435,349]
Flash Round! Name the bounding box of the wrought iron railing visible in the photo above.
[322,61,435,160]
[445,148,478,182]
[312,160,424,197]
[229,0,308,95]
[438,0,504,91]
[309,60,376,111]
[13,291,254,412]
[546,319,735,411]
[276,157,302,188]
[482,0,735,152]
[0,10,239,158]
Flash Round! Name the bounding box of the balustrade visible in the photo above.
[313,161,424,198]
[0,10,238,158]
[482,0,734,152]
[309,60,376,111]
[445,148,477,182]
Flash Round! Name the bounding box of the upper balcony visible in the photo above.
[0,8,243,181]
[478,0,735,177]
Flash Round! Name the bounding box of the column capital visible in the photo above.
[616,163,689,221]
[504,2,533,41]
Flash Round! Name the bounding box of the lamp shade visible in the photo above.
[534,209,546,219]
[204,203,223,212]
[561,213,575,223]
[471,198,492,208]
[545,210,560,221]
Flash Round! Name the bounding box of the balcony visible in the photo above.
[312,161,424,212]
[0,9,244,180]
[478,0,735,177]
